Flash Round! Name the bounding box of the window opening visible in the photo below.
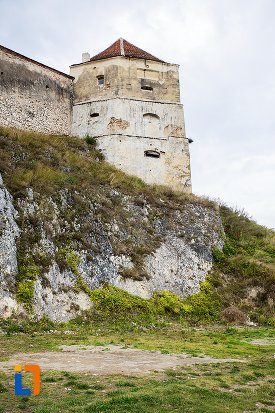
[141,85,153,91]
[144,150,160,158]
[97,75,104,86]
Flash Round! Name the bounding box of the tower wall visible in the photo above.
[70,51,191,192]
[70,57,180,103]
[98,133,191,191]
[72,98,191,192]
[72,98,185,138]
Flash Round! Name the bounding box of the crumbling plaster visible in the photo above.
[70,56,181,103]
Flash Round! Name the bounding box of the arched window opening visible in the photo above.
[143,113,160,137]
[143,113,160,120]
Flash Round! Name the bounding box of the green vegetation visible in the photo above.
[0,360,274,413]
[209,206,275,325]
[85,135,97,145]
[56,246,91,293]
[0,323,274,412]
[0,126,274,322]
[0,126,214,312]
[78,282,220,324]
[16,263,39,311]
[0,126,207,203]
[1,127,274,412]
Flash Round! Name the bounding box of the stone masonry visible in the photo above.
[0,45,73,135]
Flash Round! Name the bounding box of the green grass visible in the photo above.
[0,324,274,412]
[209,205,275,325]
[2,370,270,413]
[0,322,274,360]
[0,125,207,204]
[1,127,275,411]
[0,126,215,310]
[1,126,274,322]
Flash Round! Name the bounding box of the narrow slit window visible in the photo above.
[97,75,104,86]
[141,85,153,91]
[144,150,160,158]
[90,112,99,118]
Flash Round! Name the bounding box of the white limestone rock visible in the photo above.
[0,174,24,318]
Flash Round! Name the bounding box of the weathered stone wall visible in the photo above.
[96,134,191,191]
[72,98,185,137]
[72,98,191,191]
[0,46,73,134]
[70,56,181,103]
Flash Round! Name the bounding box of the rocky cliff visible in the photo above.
[0,127,223,321]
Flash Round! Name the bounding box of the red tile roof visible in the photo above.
[90,38,165,63]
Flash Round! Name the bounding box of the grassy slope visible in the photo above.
[0,125,207,203]
[0,126,274,324]
[0,127,275,413]
[210,206,275,324]
[0,126,216,309]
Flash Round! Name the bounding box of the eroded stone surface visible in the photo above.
[0,174,24,318]
[0,173,223,321]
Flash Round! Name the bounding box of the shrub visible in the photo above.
[220,306,248,324]
[16,280,35,309]
[212,247,225,264]
[16,263,39,312]
[85,135,97,145]
[184,281,221,322]
[153,291,185,315]
[89,285,154,317]
[17,264,39,282]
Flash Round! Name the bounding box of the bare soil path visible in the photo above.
[0,344,243,376]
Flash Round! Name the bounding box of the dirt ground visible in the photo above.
[0,345,243,376]
[247,339,275,345]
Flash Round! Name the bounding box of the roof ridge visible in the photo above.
[120,38,125,56]
[89,38,165,63]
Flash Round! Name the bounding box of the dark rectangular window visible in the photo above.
[141,85,153,91]
[97,75,104,86]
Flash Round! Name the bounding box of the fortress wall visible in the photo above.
[72,98,191,192]
[0,46,73,134]
[96,133,191,192]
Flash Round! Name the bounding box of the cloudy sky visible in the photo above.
[1,0,274,228]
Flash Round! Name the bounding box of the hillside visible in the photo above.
[0,126,274,324]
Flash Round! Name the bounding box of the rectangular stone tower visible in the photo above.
[70,38,191,192]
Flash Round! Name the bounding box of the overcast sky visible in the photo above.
[1,0,274,228]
